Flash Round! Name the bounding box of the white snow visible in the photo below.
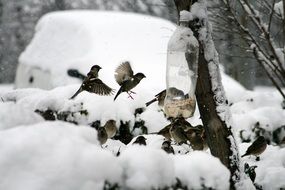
[0,122,123,190]
[274,1,284,18]
[174,152,230,190]
[239,144,285,189]
[2,77,284,190]
[180,10,193,22]
[119,145,175,189]
[190,1,207,19]
[16,11,176,92]
[0,102,43,130]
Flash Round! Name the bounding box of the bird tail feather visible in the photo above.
[114,88,122,101]
[145,98,157,107]
[70,89,81,99]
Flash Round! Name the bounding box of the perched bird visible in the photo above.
[151,124,172,140]
[175,117,193,130]
[165,87,186,100]
[97,127,108,145]
[70,65,114,99]
[145,87,186,107]
[146,89,166,107]
[114,61,146,101]
[153,118,192,141]
[148,123,171,140]
[132,136,147,145]
[161,141,174,154]
[169,120,189,145]
[103,119,117,138]
[241,136,267,161]
[185,127,207,151]
[67,69,86,81]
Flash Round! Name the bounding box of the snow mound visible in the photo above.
[0,121,122,190]
[174,152,230,190]
[0,119,232,190]
[0,102,43,130]
[119,146,175,189]
[0,84,284,189]
[240,144,285,190]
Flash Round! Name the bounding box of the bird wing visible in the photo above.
[115,61,134,85]
[246,137,266,154]
[88,78,114,96]
[177,127,189,140]
[158,124,171,134]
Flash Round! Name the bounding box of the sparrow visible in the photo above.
[153,118,192,141]
[161,141,174,154]
[241,136,267,161]
[185,127,207,150]
[70,65,114,99]
[145,89,166,107]
[103,119,117,138]
[150,124,172,140]
[132,136,147,145]
[165,87,186,99]
[169,119,189,145]
[145,87,186,107]
[175,117,193,130]
[114,61,146,101]
[97,127,108,145]
[67,69,86,81]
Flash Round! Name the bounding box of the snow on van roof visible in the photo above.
[19,11,175,90]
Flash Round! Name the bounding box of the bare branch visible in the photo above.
[253,47,285,99]
[268,0,276,33]
[239,0,285,75]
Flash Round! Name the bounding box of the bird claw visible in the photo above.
[127,95,134,99]
[130,91,136,94]
[127,92,134,99]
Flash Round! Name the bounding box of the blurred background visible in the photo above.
[0,0,284,90]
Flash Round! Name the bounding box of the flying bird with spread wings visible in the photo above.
[114,61,145,101]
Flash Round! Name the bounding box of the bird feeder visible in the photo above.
[164,21,199,119]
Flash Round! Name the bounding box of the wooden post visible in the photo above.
[174,0,241,189]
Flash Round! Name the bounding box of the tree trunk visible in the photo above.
[173,1,241,189]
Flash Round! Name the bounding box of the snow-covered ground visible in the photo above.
[1,10,285,190]
[1,77,285,189]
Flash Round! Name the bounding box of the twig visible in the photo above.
[240,0,285,75]
[268,0,276,33]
